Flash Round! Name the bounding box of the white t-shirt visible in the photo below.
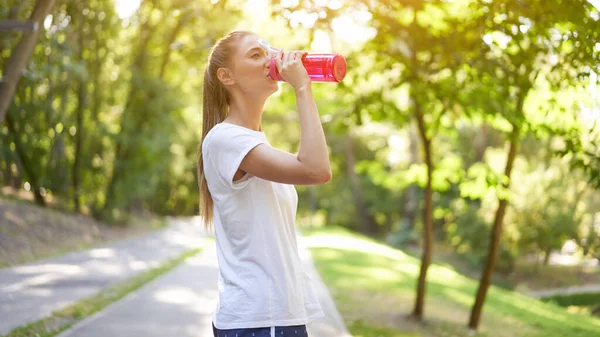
[202,122,324,330]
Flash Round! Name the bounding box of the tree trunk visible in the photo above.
[5,113,46,206]
[159,12,190,79]
[51,74,69,196]
[345,134,378,235]
[404,121,419,230]
[104,4,189,212]
[543,248,552,266]
[469,124,520,330]
[123,11,189,212]
[1,136,22,188]
[87,31,107,212]
[582,212,598,258]
[1,149,13,186]
[1,0,22,187]
[0,0,56,123]
[72,25,86,212]
[103,2,156,211]
[412,100,434,320]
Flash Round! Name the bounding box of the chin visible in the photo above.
[254,85,278,99]
[267,81,279,93]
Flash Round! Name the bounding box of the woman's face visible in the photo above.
[225,34,278,95]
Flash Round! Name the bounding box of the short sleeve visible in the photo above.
[202,124,266,190]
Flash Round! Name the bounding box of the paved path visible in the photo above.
[0,217,208,335]
[2,217,351,336]
[56,238,351,337]
[526,283,600,298]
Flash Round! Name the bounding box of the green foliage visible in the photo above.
[304,226,600,337]
[0,0,242,218]
[541,292,600,308]
[512,173,582,257]
[348,320,420,337]
[385,218,419,248]
[558,124,600,190]
[267,0,600,275]
[444,199,517,273]
[0,0,598,295]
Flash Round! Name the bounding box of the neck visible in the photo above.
[226,90,267,132]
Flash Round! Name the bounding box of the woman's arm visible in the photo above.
[239,50,332,185]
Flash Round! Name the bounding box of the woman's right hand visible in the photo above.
[239,51,331,186]
[274,50,311,91]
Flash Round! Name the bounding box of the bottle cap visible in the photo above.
[331,55,347,82]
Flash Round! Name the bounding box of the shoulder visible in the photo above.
[203,123,232,151]
[203,123,223,148]
[203,123,265,154]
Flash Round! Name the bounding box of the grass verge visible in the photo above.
[300,225,600,337]
[2,241,208,337]
[0,197,169,268]
[0,216,168,269]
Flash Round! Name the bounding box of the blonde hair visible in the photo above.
[198,30,254,230]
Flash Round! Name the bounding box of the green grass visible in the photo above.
[541,292,600,307]
[301,226,600,337]
[348,319,421,337]
[2,240,210,337]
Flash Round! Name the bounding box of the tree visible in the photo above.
[465,0,600,329]
[0,0,55,123]
[1,0,242,218]
[272,0,482,319]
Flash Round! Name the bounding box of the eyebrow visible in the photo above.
[245,46,265,55]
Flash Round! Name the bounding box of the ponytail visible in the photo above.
[198,30,253,231]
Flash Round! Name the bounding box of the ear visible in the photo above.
[217,67,235,86]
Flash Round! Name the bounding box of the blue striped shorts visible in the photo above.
[212,323,309,337]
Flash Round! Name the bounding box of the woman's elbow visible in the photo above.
[313,168,332,185]
[322,169,333,184]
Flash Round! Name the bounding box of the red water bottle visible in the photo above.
[269,54,347,83]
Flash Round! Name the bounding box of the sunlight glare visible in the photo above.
[331,12,377,45]
[44,15,53,30]
[114,0,141,19]
[88,248,116,258]
[281,0,299,7]
[305,234,412,261]
[154,287,201,305]
[581,71,600,121]
[387,134,409,167]
[311,30,332,52]
[483,31,512,49]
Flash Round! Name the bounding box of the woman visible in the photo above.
[198,30,332,337]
